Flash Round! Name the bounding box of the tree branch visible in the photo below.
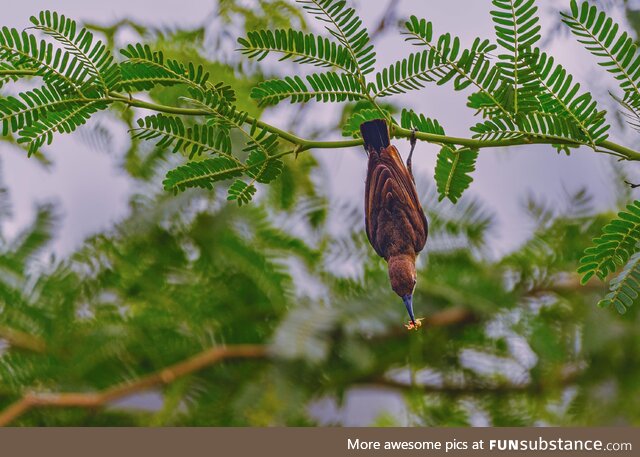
[0,326,46,353]
[106,92,640,160]
[2,68,640,160]
[0,344,268,426]
[0,69,38,77]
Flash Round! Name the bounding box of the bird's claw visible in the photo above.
[404,317,424,331]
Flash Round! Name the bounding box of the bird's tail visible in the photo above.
[360,119,390,154]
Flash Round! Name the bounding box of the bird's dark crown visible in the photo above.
[360,119,390,154]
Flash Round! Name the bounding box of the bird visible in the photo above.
[360,118,428,329]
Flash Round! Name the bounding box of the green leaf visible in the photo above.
[434,146,479,203]
[404,17,511,119]
[522,47,610,144]
[120,43,222,96]
[250,72,365,106]
[373,50,445,97]
[131,114,232,159]
[400,109,446,135]
[0,62,20,89]
[0,85,89,137]
[0,27,92,94]
[18,100,108,155]
[227,180,257,206]
[579,201,640,283]
[297,0,376,76]
[237,29,356,72]
[246,149,284,184]
[598,250,640,314]
[561,0,640,109]
[471,111,585,143]
[29,10,121,93]
[163,157,244,193]
[491,0,542,114]
[9,203,57,267]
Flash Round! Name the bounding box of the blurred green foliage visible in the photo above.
[0,0,639,427]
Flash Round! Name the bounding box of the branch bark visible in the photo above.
[0,344,267,426]
[0,326,46,353]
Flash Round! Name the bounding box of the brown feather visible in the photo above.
[365,144,428,260]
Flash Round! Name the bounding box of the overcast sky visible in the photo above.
[1,0,638,259]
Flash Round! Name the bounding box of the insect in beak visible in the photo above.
[403,294,415,325]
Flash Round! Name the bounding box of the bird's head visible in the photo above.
[388,255,417,324]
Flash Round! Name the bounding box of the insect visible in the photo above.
[360,119,428,329]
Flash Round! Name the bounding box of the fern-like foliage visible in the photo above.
[522,48,609,144]
[161,89,284,202]
[18,101,108,153]
[131,115,232,159]
[401,109,476,203]
[578,201,640,283]
[0,1,630,216]
[403,16,511,118]
[373,50,446,98]
[0,13,122,153]
[29,11,121,94]
[490,0,542,114]
[0,85,87,136]
[120,43,214,94]
[237,29,356,72]
[6,203,57,270]
[598,250,640,314]
[0,27,92,94]
[0,83,107,153]
[250,72,364,106]
[243,120,284,185]
[297,0,375,77]
[163,157,245,193]
[561,0,640,108]
[401,109,445,136]
[227,180,257,206]
[434,147,479,204]
[471,112,584,142]
[342,108,392,138]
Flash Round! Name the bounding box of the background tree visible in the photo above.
[0,0,639,426]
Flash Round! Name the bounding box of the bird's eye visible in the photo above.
[413,277,417,285]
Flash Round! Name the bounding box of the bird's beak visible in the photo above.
[402,294,415,325]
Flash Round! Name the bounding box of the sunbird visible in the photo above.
[360,119,428,329]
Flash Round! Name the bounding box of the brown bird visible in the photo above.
[360,119,428,328]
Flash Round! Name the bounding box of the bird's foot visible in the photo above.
[404,318,424,331]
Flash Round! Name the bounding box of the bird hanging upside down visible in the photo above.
[360,119,428,330]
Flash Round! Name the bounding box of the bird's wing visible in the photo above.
[365,145,428,257]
